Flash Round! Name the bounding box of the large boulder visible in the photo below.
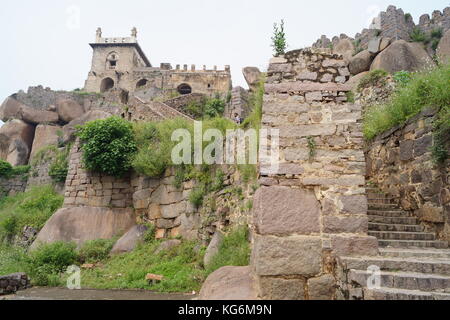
[368,37,392,54]
[199,266,258,300]
[0,97,58,124]
[62,110,111,143]
[437,30,450,64]
[203,231,224,267]
[0,119,35,166]
[242,67,262,91]
[56,99,85,123]
[349,50,375,75]
[333,38,355,62]
[370,40,435,73]
[110,225,148,255]
[29,125,62,160]
[347,71,369,91]
[31,207,136,249]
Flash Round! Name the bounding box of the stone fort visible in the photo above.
[84,28,232,97]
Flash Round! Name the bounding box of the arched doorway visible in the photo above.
[100,78,114,93]
[136,79,148,89]
[177,83,192,95]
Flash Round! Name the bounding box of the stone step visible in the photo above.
[368,215,418,225]
[348,269,450,293]
[369,223,424,232]
[367,198,397,205]
[380,248,450,260]
[340,256,450,275]
[378,239,448,249]
[369,204,399,210]
[369,231,436,241]
[364,287,450,300]
[367,210,412,217]
[367,192,389,199]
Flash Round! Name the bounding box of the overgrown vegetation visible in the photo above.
[77,239,116,264]
[31,144,71,184]
[410,27,443,51]
[185,96,227,120]
[363,63,450,163]
[77,116,137,177]
[271,20,287,57]
[0,186,64,242]
[357,69,389,91]
[0,160,30,180]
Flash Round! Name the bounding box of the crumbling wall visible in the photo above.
[0,175,27,196]
[366,108,450,241]
[251,49,378,300]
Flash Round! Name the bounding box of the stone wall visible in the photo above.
[366,108,450,241]
[226,86,250,120]
[0,273,30,295]
[251,49,378,300]
[0,175,27,196]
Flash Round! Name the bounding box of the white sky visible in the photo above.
[0,0,448,104]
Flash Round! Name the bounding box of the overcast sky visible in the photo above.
[0,0,449,104]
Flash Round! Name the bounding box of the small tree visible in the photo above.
[271,20,287,57]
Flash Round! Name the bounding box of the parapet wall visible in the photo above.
[366,108,450,241]
[251,50,378,300]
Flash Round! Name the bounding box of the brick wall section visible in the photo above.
[366,108,450,241]
[0,175,27,196]
[251,49,378,300]
[64,141,133,208]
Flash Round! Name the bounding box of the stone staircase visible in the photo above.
[337,186,450,300]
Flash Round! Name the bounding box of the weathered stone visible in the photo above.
[56,99,85,123]
[437,30,450,64]
[334,39,355,62]
[340,195,368,214]
[253,235,322,276]
[346,71,369,91]
[0,97,23,121]
[62,110,112,143]
[204,231,224,267]
[0,119,35,166]
[155,239,181,254]
[260,163,304,176]
[399,140,414,161]
[330,235,379,256]
[253,186,320,235]
[177,213,200,240]
[156,219,174,229]
[297,71,318,81]
[160,201,186,219]
[417,204,444,223]
[413,135,432,157]
[148,203,162,220]
[21,105,59,125]
[31,207,136,248]
[30,124,62,160]
[110,224,147,255]
[371,40,435,73]
[199,266,257,300]
[259,277,305,300]
[323,215,368,234]
[349,50,374,75]
[307,274,335,300]
[265,82,351,94]
[242,67,262,91]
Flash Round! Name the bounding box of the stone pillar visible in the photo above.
[251,49,378,300]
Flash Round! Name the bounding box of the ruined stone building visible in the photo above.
[84,28,232,97]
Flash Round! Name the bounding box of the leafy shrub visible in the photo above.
[204,98,225,118]
[77,116,137,177]
[189,186,207,208]
[271,20,287,56]
[410,27,428,43]
[363,63,450,150]
[143,224,156,243]
[78,239,115,263]
[393,70,413,86]
[48,146,71,183]
[0,160,13,177]
[242,78,265,131]
[205,226,250,275]
[357,69,389,91]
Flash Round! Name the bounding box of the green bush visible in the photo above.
[78,239,116,264]
[393,70,413,86]
[48,146,71,183]
[363,63,450,155]
[0,160,13,178]
[357,69,389,91]
[189,186,207,208]
[205,226,250,275]
[271,20,287,56]
[204,98,225,118]
[0,186,64,242]
[410,27,428,43]
[77,117,137,177]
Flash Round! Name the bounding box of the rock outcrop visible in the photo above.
[110,224,148,255]
[0,97,58,124]
[334,38,355,62]
[30,125,62,160]
[56,99,85,123]
[242,67,262,91]
[370,40,435,73]
[437,29,450,63]
[0,120,35,166]
[349,50,375,75]
[199,266,258,300]
[31,207,136,248]
[62,110,112,143]
[203,231,223,267]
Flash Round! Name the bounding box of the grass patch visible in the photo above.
[357,69,389,92]
[363,64,450,163]
[0,186,64,242]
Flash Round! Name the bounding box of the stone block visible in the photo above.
[307,274,336,300]
[253,186,321,235]
[339,195,368,214]
[253,235,322,277]
[258,277,306,300]
[400,140,414,161]
[156,219,174,229]
[413,134,432,157]
[323,215,368,234]
[331,235,379,256]
[161,202,187,219]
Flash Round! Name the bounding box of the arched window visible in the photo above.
[106,52,119,69]
[100,78,115,93]
[177,83,192,95]
[136,79,148,89]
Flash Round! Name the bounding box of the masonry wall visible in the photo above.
[0,175,27,196]
[251,49,378,300]
[366,108,450,241]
